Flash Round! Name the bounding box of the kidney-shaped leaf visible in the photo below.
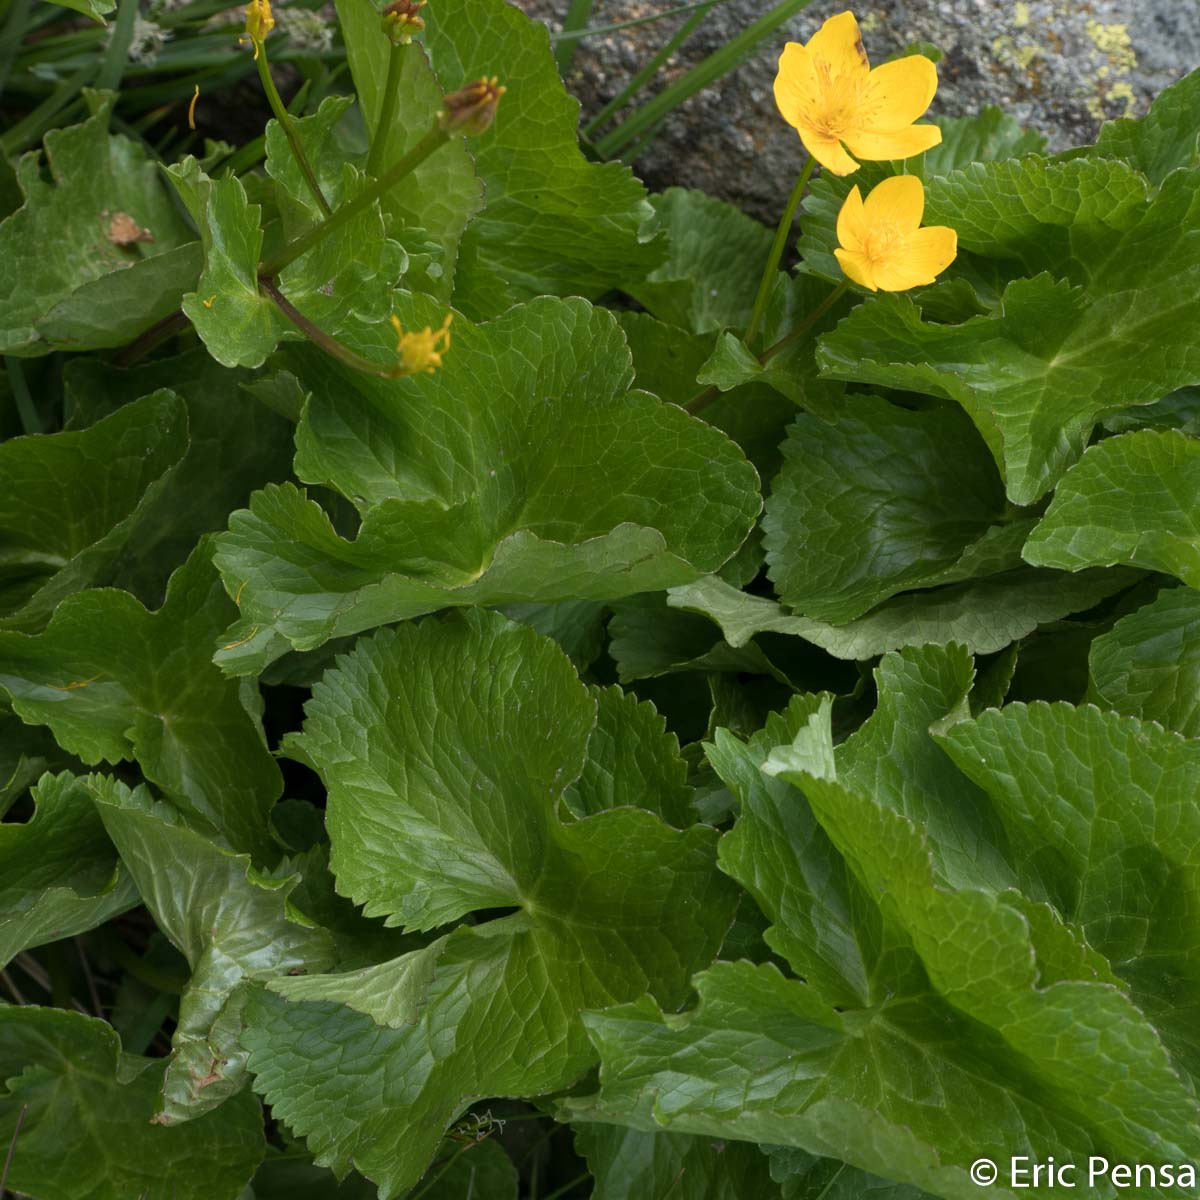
[241,610,737,1197]
[214,296,760,675]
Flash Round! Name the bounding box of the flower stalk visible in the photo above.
[261,79,502,278]
[686,278,848,415]
[367,0,427,179]
[250,11,333,218]
[743,152,815,348]
[260,121,450,277]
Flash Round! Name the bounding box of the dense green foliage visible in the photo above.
[2,0,1200,1196]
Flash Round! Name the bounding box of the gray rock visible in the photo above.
[516,0,1200,222]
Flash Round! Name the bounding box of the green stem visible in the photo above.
[553,0,592,73]
[261,120,449,277]
[582,0,715,137]
[760,280,848,362]
[366,39,405,179]
[261,276,399,377]
[4,357,39,435]
[685,279,849,415]
[255,39,333,217]
[743,154,815,348]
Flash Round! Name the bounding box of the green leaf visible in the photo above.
[170,106,404,370]
[921,156,1149,278]
[421,0,662,316]
[569,650,1200,1194]
[213,296,760,675]
[666,568,1136,661]
[498,598,608,671]
[922,107,1046,175]
[242,610,737,1197]
[566,960,1075,1200]
[34,243,204,352]
[0,540,280,856]
[1086,586,1200,736]
[0,1006,263,1200]
[88,775,335,1122]
[616,310,712,408]
[62,350,296,604]
[0,707,76,817]
[1090,66,1200,186]
[0,94,198,356]
[766,1147,938,1199]
[938,701,1200,1082]
[707,695,875,1008]
[336,0,482,299]
[1023,429,1200,585]
[0,771,137,967]
[607,593,797,687]
[573,1123,782,1199]
[818,162,1200,504]
[763,398,1009,621]
[628,188,771,334]
[172,170,279,370]
[0,390,188,628]
[43,0,114,20]
[562,684,694,827]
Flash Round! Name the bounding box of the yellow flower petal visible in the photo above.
[805,10,869,78]
[833,175,957,293]
[835,246,877,291]
[869,228,956,291]
[773,42,821,131]
[844,122,943,164]
[799,128,861,175]
[861,173,926,231]
[860,54,939,128]
[877,224,958,291]
[835,185,868,253]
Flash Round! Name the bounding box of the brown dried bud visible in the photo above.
[382,0,425,44]
[438,76,505,136]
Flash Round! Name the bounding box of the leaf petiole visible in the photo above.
[260,119,449,276]
[253,36,333,217]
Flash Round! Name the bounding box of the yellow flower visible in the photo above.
[391,312,453,375]
[834,175,956,292]
[243,0,274,53]
[774,10,942,175]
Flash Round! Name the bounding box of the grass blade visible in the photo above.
[595,0,815,158]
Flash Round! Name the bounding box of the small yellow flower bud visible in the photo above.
[244,0,274,47]
[382,0,426,44]
[439,77,505,136]
[391,312,453,376]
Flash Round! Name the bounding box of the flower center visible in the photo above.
[861,221,907,266]
[812,69,866,140]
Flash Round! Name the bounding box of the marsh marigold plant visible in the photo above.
[834,174,956,291]
[774,10,942,174]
